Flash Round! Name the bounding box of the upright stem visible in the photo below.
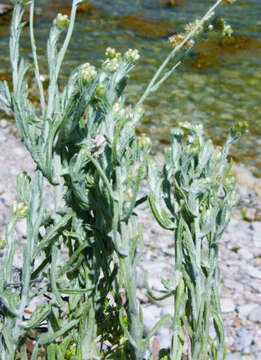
[29,0,46,116]
[138,0,223,105]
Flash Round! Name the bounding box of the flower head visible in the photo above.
[103,57,121,72]
[138,133,151,149]
[80,63,97,83]
[13,200,28,218]
[124,49,140,62]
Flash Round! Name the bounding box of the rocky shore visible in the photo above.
[0,118,261,359]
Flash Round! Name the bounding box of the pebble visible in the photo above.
[248,307,261,323]
[13,147,26,158]
[235,327,254,352]
[16,218,27,238]
[142,305,162,336]
[247,266,261,279]
[238,248,254,260]
[251,221,261,234]
[0,119,8,128]
[221,298,236,313]
[226,353,241,360]
[157,327,171,349]
[238,303,259,318]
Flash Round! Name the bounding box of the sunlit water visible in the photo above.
[0,0,260,174]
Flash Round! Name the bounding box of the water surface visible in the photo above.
[0,0,260,173]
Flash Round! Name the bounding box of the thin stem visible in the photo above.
[10,4,24,91]
[29,0,46,115]
[138,0,223,105]
[55,0,79,80]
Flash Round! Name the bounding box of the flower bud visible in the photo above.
[213,146,222,161]
[224,173,235,188]
[13,200,28,218]
[105,47,117,59]
[103,58,121,72]
[232,122,249,136]
[138,133,151,149]
[55,13,70,30]
[81,63,97,83]
[0,239,7,249]
[95,84,105,97]
[20,0,32,6]
[222,24,233,37]
[125,188,133,201]
[124,49,140,62]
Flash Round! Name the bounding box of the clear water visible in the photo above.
[0,0,260,173]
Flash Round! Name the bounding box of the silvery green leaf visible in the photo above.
[0,80,11,114]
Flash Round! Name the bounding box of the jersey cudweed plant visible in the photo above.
[0,0,246,359]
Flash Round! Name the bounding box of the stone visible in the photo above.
[248,307,261,323]
[221,298,236,313]
[0,119,8,128]
[252,221,261,234]
[16,218,27,238]
[142,305,162,336]
[136,266,146,288]
[224,279,244,292]
[157,327,171,349]
[13,146,26,158]
[0,183,4,194]
[250,281,261,293]
[247,266,261,279]
[238,303,259,319]
[226,353,242,360]
[238,248,254,261]
[136,288,149,303]
[235,327,254,351]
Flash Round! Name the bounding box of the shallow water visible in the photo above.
[0,0,260,173]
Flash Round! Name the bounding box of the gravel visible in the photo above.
[1,120,261,358]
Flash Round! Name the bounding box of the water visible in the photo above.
[0,0,260,173]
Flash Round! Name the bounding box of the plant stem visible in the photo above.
[29,0,46,116]
[138,0,223,105]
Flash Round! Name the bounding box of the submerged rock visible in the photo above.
[192,35,261,70]
[119,14,173,39]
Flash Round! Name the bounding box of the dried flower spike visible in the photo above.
[169,33,195,48]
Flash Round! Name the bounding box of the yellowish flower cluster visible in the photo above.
[124,48,140,62]
[80,63,97,83]
[55,13,70,29]
[13,200,28,218]
[169,33,195,49]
